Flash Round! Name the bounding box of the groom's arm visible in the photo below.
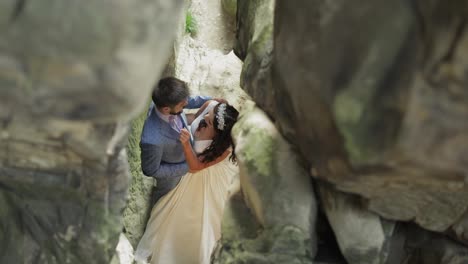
[193,100,213,118]
[185,95,212,109]
[140,143,188,178]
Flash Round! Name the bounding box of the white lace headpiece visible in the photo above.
[216,103,227,130]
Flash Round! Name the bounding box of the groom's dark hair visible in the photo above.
[152,77,190,108]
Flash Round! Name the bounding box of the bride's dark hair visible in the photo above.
[199,103,239,163]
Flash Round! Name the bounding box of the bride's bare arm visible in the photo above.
[179,128,229,173]
[185,100,212,125]
[188,98,229,125]
[185,113,196,125]
[194,100,214,118]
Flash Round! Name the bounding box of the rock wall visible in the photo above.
[214,108,317,263]
[272,0,468,244]
[235,0,275,116]
[5,0,466,262]
[235,0,468,262]
[122,112,154,248]
[0,1,185,263]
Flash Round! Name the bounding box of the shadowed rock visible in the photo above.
[317,183,403,264]
[234,0,468,246]
[213,108,317,263]
[0,0,185,263]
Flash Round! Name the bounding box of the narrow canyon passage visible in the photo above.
[1,1,468,264]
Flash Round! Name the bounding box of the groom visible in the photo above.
[140,77,221,205]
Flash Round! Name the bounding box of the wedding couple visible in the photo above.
[135,77,239,264]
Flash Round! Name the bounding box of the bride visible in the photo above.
[135,100,239,264]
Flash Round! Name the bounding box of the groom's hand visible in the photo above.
[179,128,191,146]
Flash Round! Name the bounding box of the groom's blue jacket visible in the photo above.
[140,96,211,203]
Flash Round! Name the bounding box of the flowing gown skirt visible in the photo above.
[135,158,238,264]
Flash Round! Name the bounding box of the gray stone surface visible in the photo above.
[403,224,468,264]
[0,0,185,121]
[122,112,154,248]
[172,36,252,113]
[235,0,275,115]
[222,0,237,17]
[272,0,468,243]
[317,183,402,264]
[213,108,317,263]
[0,0,186,263]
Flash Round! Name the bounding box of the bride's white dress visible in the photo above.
[135,101,238,264]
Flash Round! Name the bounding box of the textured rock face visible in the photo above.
[235,0,275,115]
[222,0,237,18]
[317,184,401,264]
[234,0,468,261]
[122,113,154,248]
[403,224,468,264]
[0,0,185,263]
[233,0,468,244]
[213,108,317,263]
[0,0,185,121]
[173,36,252,112]
[110,233,135,264]
[189,0,237,53]
[271,0,468,242]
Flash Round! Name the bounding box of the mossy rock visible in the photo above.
[222,0,237,17]
[213,225,314,264]
[122,105,154,248]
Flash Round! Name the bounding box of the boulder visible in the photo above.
[0,0,186,263]
[235,0,468,244]
[235,0,275,115]
[404,224,468,264]
[171,36,253,112]
[317,184,404,264]
[122,113,154,248]
[213,108,317,263]
[222,0,237,17]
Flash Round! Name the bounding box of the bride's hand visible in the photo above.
[179,128,191,146]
